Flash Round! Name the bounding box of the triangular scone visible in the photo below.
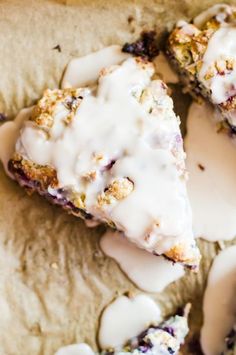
[8,57,200,268]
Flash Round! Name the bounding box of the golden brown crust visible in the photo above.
[167,22,215,77]
[97,178,134,206]
[165,243,200,270]
[31,88,86,131]
[8,153,58,190]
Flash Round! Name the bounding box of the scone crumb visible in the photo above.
[97,178,134,206]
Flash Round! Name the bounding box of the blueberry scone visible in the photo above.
[222,325,236,355]
[103,305,190,355]
[8,57,200,268]
[167,4,236,132]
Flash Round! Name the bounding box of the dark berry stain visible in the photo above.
[122,31,159,60]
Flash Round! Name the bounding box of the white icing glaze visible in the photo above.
[61,45,130,88]
[201,245,236,355]
[185,101,236,241]
[16,56,194,256]
[55,343,95,355]
[98,294,161,349]
[100,230,185,293]
[153,52,179,84]
[194,4,234,29]
[62,46,177,88]
[199,24,236,106]
[0,107,33,175]
[177,21,198,36]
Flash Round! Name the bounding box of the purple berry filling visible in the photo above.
[7,161,93,220]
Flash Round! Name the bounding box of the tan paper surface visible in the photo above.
[0,1,235,354]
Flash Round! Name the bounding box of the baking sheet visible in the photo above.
[0,1,235,354]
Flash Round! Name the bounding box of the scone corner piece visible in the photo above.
[102,303,191,355]
[166,4,236,131]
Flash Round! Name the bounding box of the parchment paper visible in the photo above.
[0,1,235,354]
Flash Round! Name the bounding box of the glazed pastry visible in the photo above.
[167,4,236,132]
[8,56,200,268]
[103,305,190,355]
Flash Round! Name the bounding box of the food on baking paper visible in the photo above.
[102,305,190,355]
[56,306,189,355]
[8,56,200,268]
[167,4,236,133]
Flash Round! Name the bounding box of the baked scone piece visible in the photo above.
[222,325,236,355]
[167,4,236,132]
[8,56,200,268]
[103,305,190,355]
